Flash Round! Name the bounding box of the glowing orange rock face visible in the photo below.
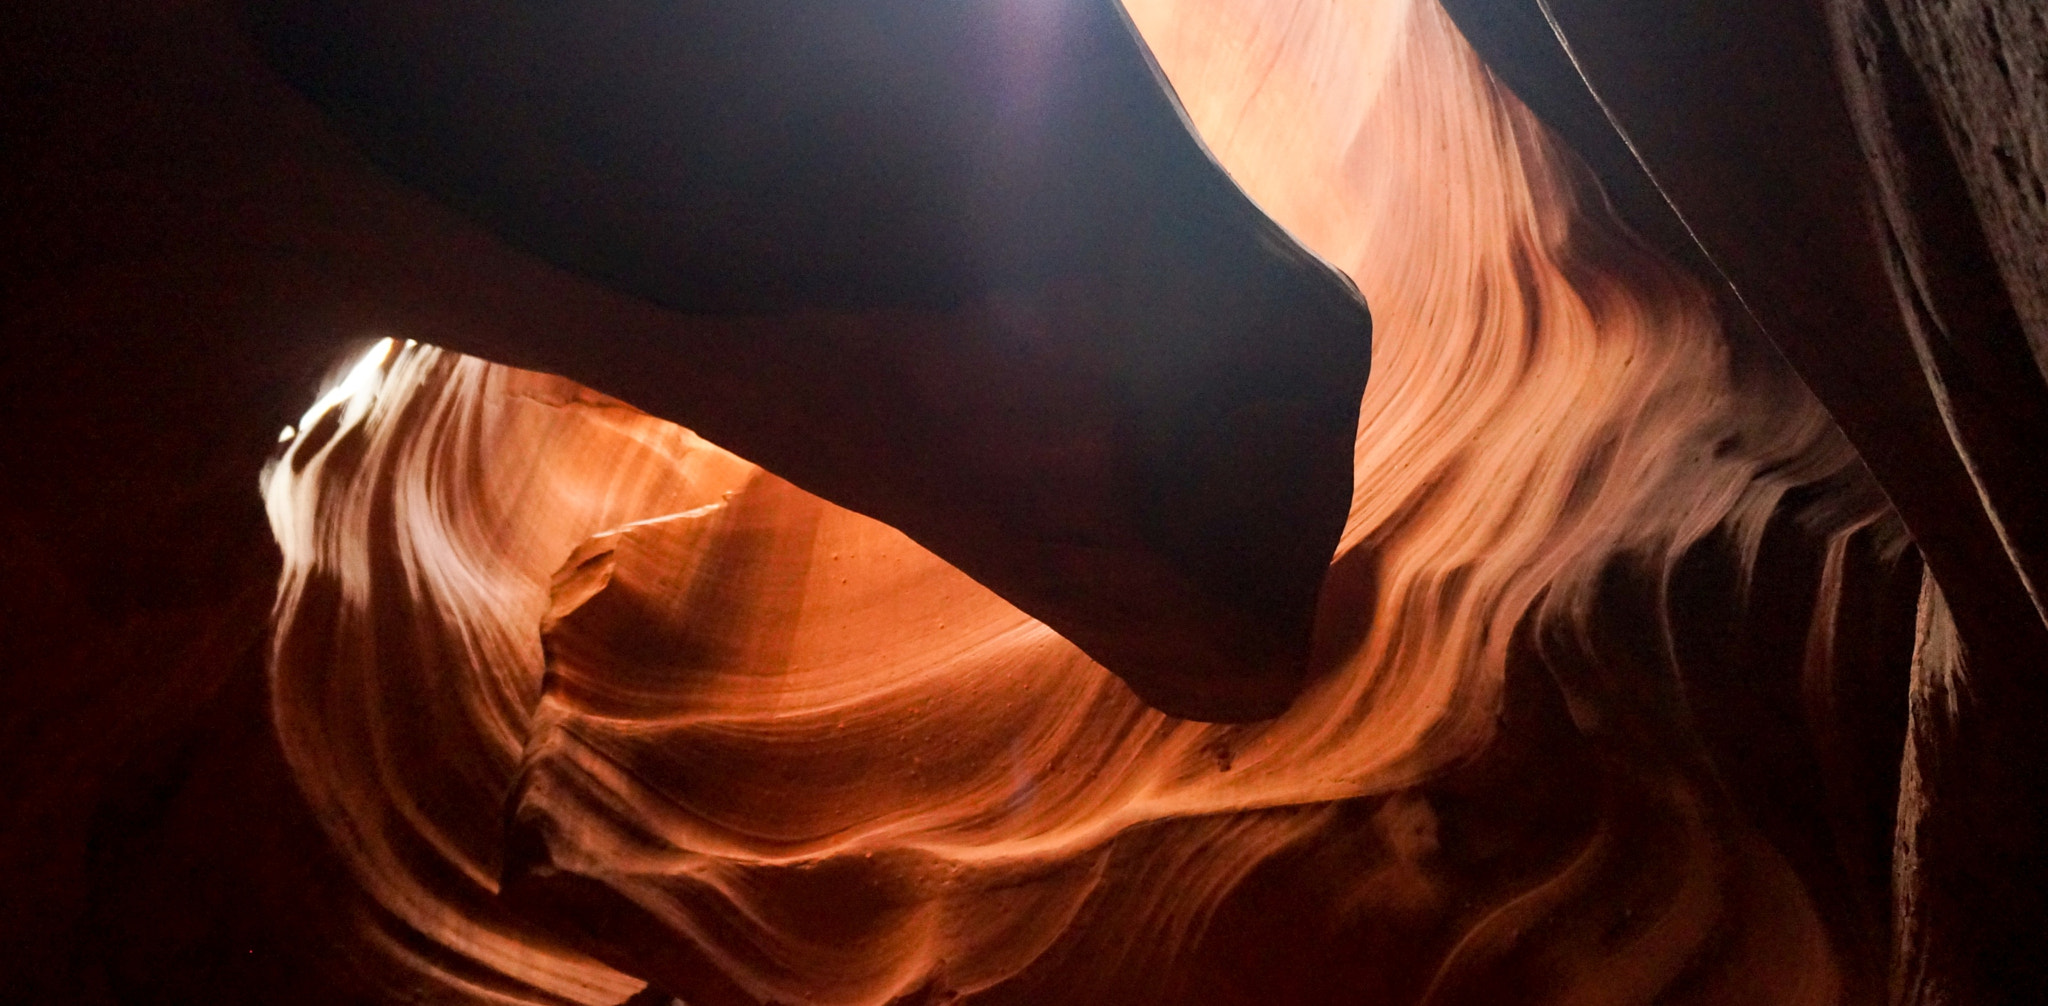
[264,1,1888,1002]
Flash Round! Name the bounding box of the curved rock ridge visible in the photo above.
[252,0,1376,723]
[261,2,1892,1002]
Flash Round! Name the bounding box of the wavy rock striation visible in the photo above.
[257,3,1909,1003]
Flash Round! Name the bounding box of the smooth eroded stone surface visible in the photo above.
[249,0,1375,721]
[18,0,2027,1001]
[250,6,1906,1000]
[1430,1,2048,999]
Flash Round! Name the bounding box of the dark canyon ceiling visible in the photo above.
[2,1,2044,1004]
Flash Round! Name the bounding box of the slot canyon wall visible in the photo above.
[2,1,2043,1005]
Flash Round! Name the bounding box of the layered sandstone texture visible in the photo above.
[7,0,2044,1004]
[255,3,1893,1002]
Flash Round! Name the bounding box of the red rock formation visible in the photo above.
[1439,2,2048,999]
[249,0,1378,724]
[243,4,1909,1002]
[4,0,2042,1003]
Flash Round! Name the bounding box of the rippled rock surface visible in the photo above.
[254,4,1903,1001]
